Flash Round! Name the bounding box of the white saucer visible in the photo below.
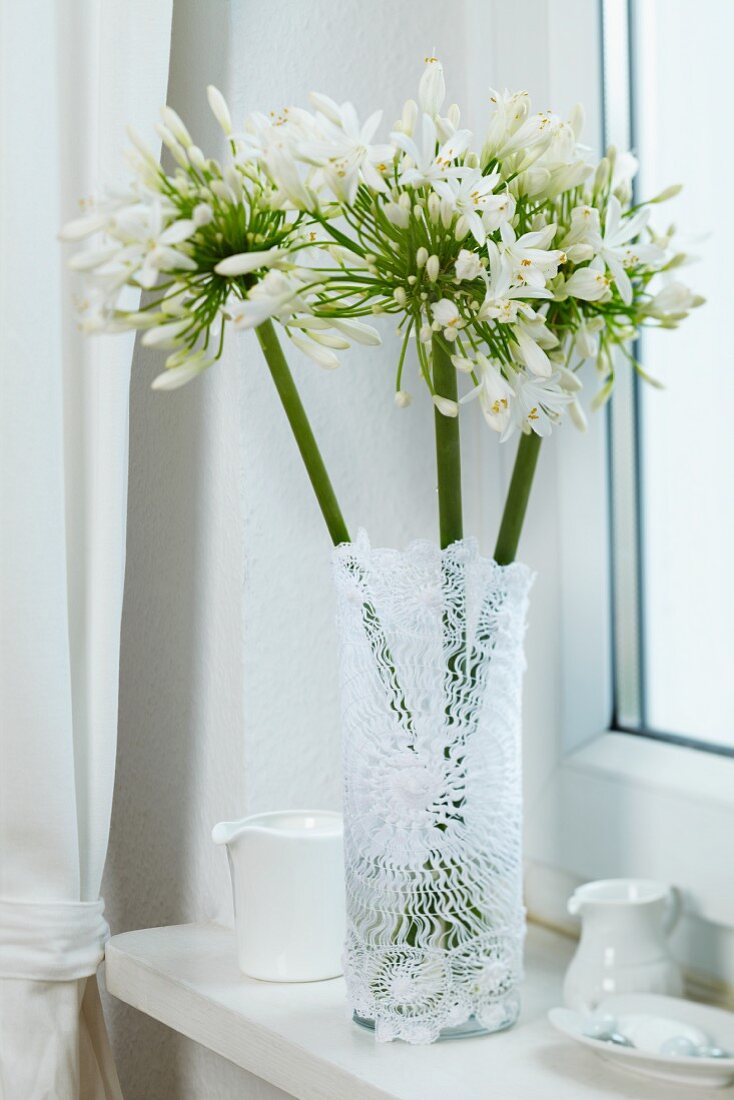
[548,993,734,1089]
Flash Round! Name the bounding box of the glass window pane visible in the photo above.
[632,0,734,747]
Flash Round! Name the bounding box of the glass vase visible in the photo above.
[333,531,533,1044]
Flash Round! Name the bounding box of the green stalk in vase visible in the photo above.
[431,335,463,549]
[494,432,542,566]
[256,319,349,546]
[432,334,467,787]
[256,321,416,737]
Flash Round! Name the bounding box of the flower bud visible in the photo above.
[398,192,412,210]
[126,126,158,169]
[413,204,423,219]
[210,179,236,203]
[384,202,410,228]
[419,57,445,116]
[394,390,412,408]
[155,123,188,168]
[401,98,418,137]
[440,197,453,229]
[651,183,683,203]
[142,319,190,348]
[207,85,232,135]
[574,325,597,360]
[454,215,470,241]
[188,145,207,170]
[160,105,192,148]
[593,157,610,193]
[465,151,479,169]
[664,251,687,271]
[569,102,584,139]
[416,247,428,268]
[566,243,595,263]
[558,365,583,392]
[224,166,242,193]
[193,202,213,226]
[447,104,461,129]
[426,255,440,282]
[428,193,440,222]
[569,398,588,431]
[393,287,407,306]
[419,324,432,343]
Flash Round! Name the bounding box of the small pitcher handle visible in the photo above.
[664,885,681,934]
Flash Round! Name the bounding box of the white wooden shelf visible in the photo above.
[105,922,712,1100]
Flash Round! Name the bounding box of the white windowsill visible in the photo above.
[566,731,734,809]
[105,920,708,1100]
[526,731,734,931]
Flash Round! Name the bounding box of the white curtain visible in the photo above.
[0,2,172,1096]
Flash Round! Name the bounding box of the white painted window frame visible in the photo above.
[482,0,734,934]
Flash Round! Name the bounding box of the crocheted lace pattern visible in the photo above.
[333,532,533,1043]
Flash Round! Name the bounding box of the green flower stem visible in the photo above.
[256,319,350,546]
[432,335,463,548]
[494,431,542,565]
[257,319,415,742]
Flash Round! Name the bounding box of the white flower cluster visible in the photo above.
[62,59,701,432]
[60,89,381,389]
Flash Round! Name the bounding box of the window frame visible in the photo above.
[494,0,734,934]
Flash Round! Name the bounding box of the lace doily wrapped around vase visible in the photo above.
[333,531,534,1044]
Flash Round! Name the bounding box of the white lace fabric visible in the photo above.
[333,532,534,1044]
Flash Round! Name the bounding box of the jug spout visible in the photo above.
[567,892,583,917]
[211,819,250,847]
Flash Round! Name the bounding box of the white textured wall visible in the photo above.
[103,2,592,1097]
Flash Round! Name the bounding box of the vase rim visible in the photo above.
[333,528,534,577]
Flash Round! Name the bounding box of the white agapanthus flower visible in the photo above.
[432,169,501,244]
[454,249,483,282]
[60,86,380,387]
[498,222,564,290]
[647,280,702,318]
[302,96,394,202]
[62,56,701,436]
[431,298,464,341]
[251,55,699,435]
[459,353,514,434]
[478,240,551,323]
[391,113,471,187]
[596,196,664,304]
[510,371,572,438]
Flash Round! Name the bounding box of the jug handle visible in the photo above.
[664,885,682,934]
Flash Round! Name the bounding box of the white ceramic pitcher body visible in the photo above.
[212,810,345,982]
[563,878,683,1011]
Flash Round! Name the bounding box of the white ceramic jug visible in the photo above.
[563,878,683,1011]
[212,810,345,982]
